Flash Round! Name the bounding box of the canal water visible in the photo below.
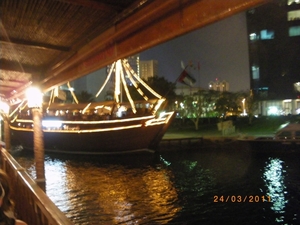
[13,142,300,225]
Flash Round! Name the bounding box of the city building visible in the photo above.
[139,60,158,80]
[247,0,300,99]
[256,99,300,116]
[208,79,229,92]
[127,54,140,77]
[174,86,202,96]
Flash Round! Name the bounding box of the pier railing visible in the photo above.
[160,137,203,148]
[0,147,74,225]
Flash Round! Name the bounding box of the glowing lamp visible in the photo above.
[242,98,246,116]
[116,105,127,117]
[26,87,43,108]
[0,101,9,114]
[42,120,62,129]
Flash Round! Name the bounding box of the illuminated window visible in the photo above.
[249,33,258,40]
[260,30,274,39]
[289,26,300,36]
[221,81,227,91]
[268,106,279,115]
[252,66,260,79]
[288,10,300,21]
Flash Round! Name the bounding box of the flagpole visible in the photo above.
[150,66,187,114]
[150,65,196,114]
[164,65,191,99]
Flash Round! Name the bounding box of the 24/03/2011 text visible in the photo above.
[213,195,271,203]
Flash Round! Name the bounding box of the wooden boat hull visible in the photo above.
[10,112,175,155]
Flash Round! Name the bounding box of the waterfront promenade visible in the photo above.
[160,115,300,149]
[159,121,274,150]
[162,122,276,140]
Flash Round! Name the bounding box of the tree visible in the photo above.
[179,91,206,130]
[146,76,177,100]
[214,91,240,119]
[201,90,219,122]
[245,89,259,124]
[125,76,177,108]
[76,90,95,103]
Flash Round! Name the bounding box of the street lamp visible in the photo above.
[26,87,45,191]
[26,87,43,108]
[242,98,246,116]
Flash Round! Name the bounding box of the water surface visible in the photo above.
[14,144,300,225]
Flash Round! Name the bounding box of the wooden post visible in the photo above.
[3,117,11,151]
[32,107,46,191]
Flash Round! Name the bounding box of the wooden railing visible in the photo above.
[0,147,74,225]
[160,137,204,148]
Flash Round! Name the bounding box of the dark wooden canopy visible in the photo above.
[0,0,269,101]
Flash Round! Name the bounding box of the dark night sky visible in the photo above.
[74,11,251,99]
[140,12,250,92]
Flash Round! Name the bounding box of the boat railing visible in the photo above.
[0,147,74,225]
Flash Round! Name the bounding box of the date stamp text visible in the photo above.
[213,195,271,203]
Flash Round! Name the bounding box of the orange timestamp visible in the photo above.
[213,195,271,203]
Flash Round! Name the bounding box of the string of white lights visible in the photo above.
[123,61,149,101]
[67,82,79,104]
[95,61,116,98]
[122,59,162,99]
[119,61,137,114]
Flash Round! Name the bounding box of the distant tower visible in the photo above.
[106,54,140,86]
[127,54,140,77]
[139,60,158,80]
[209,79,229,92]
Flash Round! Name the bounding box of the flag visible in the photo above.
[177,69,196,86]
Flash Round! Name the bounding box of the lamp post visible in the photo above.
[0,101,10,150]
[26,87,45,191]
[242,98,246,116]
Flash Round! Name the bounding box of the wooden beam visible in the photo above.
[56,0,121,12]
[41,0,270,91]
[0,59,43,75]
[0,78,28,85]
[0,38,70,52]
[3,81,32,100]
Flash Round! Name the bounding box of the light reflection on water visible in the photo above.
[16,153,181,224]
[62,162,180,224]
[263,158,287,223]
[13,147,300,225]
